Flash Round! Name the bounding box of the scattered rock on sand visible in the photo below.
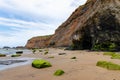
[58,53,66,55]
[71,57,77,59]
[16,51,23,54]
[32,59,52,68]
[0,54,6,57]
[11,54,21,57]
[54,69,65,76]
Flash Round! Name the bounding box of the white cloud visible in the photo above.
[0,0,87,47]
[0,17,55,30]
[0,0,87,22]
[0,17,56,47]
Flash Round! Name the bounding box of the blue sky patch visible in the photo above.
[0,0,87,47]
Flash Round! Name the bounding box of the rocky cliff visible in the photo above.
[71,0,120,51]
[25,35,52,49]
[26,0,120,51]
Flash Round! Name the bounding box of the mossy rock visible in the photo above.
[58,53,66,55]
[0,54,6,57]
[32,59,52,68]
[45,49,49,52]
[71,57,76,59]
[54,69,65,76]
[92,42,117,51]
[48,56,54,58]
[32,48,38,53]
[103,52,116,56]
[11,54,21,57]
[32,49,36,53]
[16,51,23,54]
[44,51,48,55]
[111,54,120,59]
[96,61,120,70]
[39,50,43,52]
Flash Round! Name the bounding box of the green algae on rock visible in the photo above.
[11,54,21,57]
[0,54,6,57]
[96,61,120,70]
[54,69,65,76]
[32,59,52,68]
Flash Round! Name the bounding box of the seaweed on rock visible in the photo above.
[32,59,52,68]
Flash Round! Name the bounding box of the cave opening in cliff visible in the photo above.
[72,12,120,51]
[81,35,92,50]
[71,34,93,50]
[72,29,93,50]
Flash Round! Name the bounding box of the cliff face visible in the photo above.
[49,0,120,49]
[71,0,120,51]
[26,0,120,50]
[25,35,52,49]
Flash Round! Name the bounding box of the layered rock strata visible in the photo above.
[26,0,120,51]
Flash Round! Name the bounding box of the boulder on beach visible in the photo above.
[54,69,65,76]
[0,54,6,57]
[58,53,66,55]
[16,51,23,54]
[11,54,21,57]
[32,59,52,68]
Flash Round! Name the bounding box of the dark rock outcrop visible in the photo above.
[71,0,120,51]
[26,0,120,51]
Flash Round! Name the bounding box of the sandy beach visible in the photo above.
[0,48,120,80]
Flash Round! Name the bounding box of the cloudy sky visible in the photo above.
[0,0,87,47]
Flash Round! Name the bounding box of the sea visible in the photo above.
[0,48,32,55]
[0,48,34,71]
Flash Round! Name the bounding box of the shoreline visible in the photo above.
[0,57,35,71]
[1,48,120,80]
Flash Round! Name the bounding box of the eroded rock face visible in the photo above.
[26,0,120,51]
[25,35,52,49]
[71,0,120,51]
[49,0,119,49]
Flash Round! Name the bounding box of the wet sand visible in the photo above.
[0,48,120,80]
